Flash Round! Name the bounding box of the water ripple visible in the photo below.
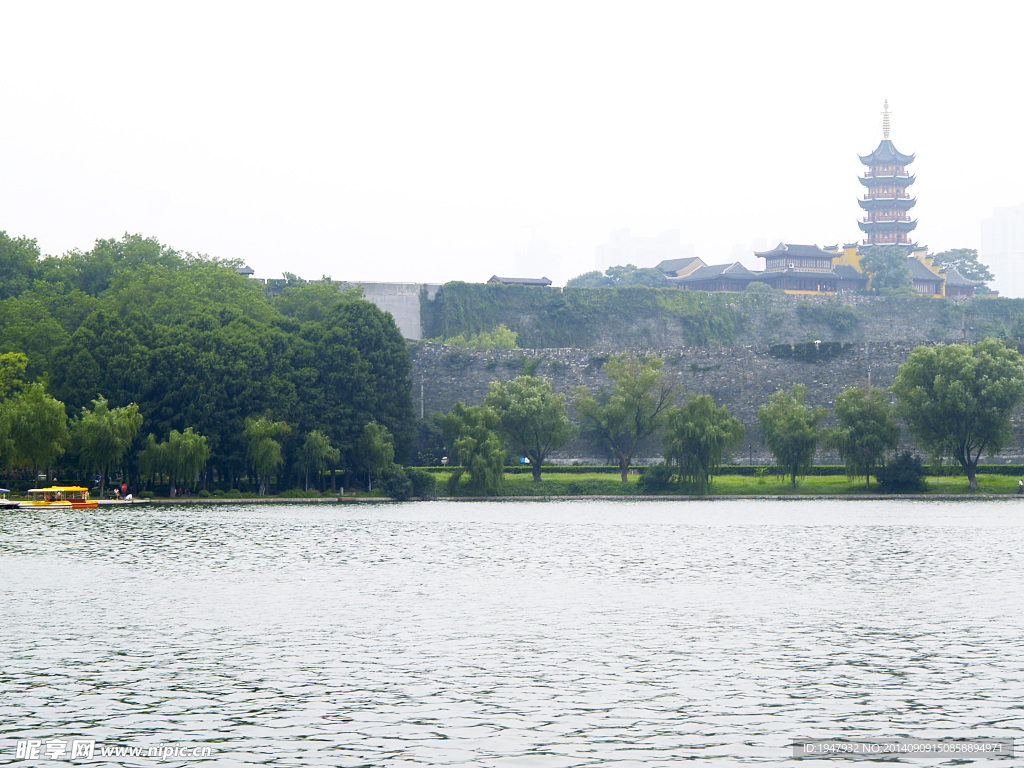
[1,500,1022,765]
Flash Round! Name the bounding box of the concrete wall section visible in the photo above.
[349,283,441,340]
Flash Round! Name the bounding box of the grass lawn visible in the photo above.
[431,470,1024,497]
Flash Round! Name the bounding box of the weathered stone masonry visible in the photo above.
[410,341,1024,464]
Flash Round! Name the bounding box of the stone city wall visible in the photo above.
[409,341,1024,464]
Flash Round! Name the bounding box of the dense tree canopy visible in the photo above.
[861,245,914,296]
[0,230,415,491]
[930,248,993,285]
[567,264,670,289]
[891,339,1024,489]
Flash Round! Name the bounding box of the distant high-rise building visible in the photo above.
[858,100,918,248]
[594,229,694,272]
[981,204,1024,298]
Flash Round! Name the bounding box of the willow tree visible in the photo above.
[441,403,504,495]
[663,394,744,495]
[358,421,394,492]
[166,428,211,492]
[1,383,69,484]
[242,416,290,494]
[138,433,166,491]
[300,429,340,492]
[71,395,142,497]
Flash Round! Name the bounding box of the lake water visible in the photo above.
[2,500,1022,766]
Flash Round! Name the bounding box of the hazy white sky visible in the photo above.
[3,1,1023,289]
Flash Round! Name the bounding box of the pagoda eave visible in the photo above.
[858,174,916,188]
[858,139,916,166]
[858,197,917,211]
[857,220,918,234]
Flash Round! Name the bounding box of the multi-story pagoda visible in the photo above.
[858,100,917,247]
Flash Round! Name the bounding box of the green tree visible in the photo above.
[574,354,677,483]
[71,395,143,497]
[0,231,41,300]
[302,299,414,468]
[566,264,669,289]
[358,421,394,492]
[0,383,69,482]
[485,375,576,482]
[138,433,166,490]
[438,324,518,350]
[930,248,994,284]
[758,384,828,487]
[663,394,744,494]
[275,282,360,324]
[861,245,914,296]
[564,270,606,288]
[825,386,900,489]
[46,233,187,298]
[442,402,505,495]
[891,339,1024,490]
[0,352,28,400]
[300,430,340,492]
[166,427,211,492]
[242,416,291,494]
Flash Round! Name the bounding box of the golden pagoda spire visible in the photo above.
[882,99,890,139]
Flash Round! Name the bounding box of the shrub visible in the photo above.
[279,488,320,498]
[221,489,242,499]
[139,490,154,499]
[875,452,928,493]
[379,464,414,501]
[198,489,211,498]
[406,468,437,499]
[638,463,676,493]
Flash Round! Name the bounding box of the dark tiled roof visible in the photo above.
[758,269,843,281]
[941,266,983,287]
[677,262,757,281]
[906,258,943,283]
[859,139,915,166]
[488,276,553,286]
[834,265,868,281]
[754,243,841,259]
[656,257,703,273]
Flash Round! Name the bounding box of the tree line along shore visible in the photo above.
[2,232,1023,499]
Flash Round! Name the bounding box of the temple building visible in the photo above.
[753,243,867,294]
[659,102,985,298]
[858,100,918,248]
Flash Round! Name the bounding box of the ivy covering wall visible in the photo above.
[421,283,750,348]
